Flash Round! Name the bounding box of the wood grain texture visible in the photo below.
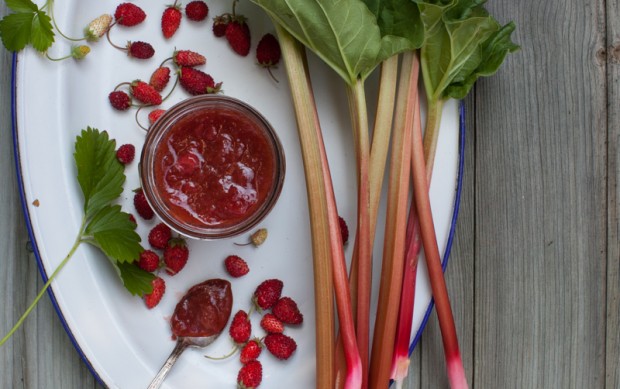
[474,0,608,388]
[606,0,620,387]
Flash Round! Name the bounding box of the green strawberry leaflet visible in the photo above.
[0,0,54,52]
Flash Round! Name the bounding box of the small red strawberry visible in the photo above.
[240,338,263,364]
[131,81,162,105]
[114,3,146,27]
[174,50,206,67]
[229,310,251,344]
[338,216,349,245]
[225,19,251,56]
[148,223,172,250]
[134,188,154,220]
[224,255,249,278]
[260,313,284,334]
[116,144,135,164]
[108,90,131,111]
[148,109,166,125]
[212,14,230,37]
[264,333,297,360]
[137,250,161,272]
[128,214,137,225]
[149,67,171,92]
[144,277,165,309]
[162,2,182,39]
[272,297,303,325]
[164,238,189,275]
[237,360,262,388]
[256,33,281,67]
[179,67,222,95]
[253,279,283,310]
[185,1,209,21]
[127,41,155,59]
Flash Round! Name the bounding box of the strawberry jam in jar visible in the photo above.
[140,95,285,239]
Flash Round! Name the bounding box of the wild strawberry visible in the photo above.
[133,188,154,220]
[235,228,268,247]
[144,277,165,309]
[229,310,251,344]
[185,1,209,21]
[84,14,112,42]
[237,360,262,388]
[224,255,249,278]
[164,238,189,275]
[162,3,182,39]
[179,67,222,95]
[225,19,251,56]
[256,33,281,67]
[272,297,303,325]
[174,50,206,67]
[116,144,135,164]
[212,14,230,37]
[109,90,131,111]
[253,279,283,310]
[127,41,155,59]
[138,250,160,272]
[148,109,166,125]
[260,313,284,334]
[131,81,162,105]
[264,333,297,360]
[114,3,146,27]
[149,67,171,92]
[148,223,172,249]
[240,339,262,364]
[338,216,349,245]
[128,214,137,225]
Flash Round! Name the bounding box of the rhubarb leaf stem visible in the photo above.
[422,98,444,179]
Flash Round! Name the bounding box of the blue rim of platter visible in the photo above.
[10,51,466,387]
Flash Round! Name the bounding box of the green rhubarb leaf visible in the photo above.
[84,205,143,263]
[361,0,424,60]
[252,0,385,84]
[115,262,155,297]
[74,128,125,220]
[5,0,38,13]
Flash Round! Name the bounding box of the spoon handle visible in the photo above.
[147,340,189,389]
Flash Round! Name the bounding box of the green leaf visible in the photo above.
[85,205,143,263]
[74,128,125,220]
[361,0,425,61]
[417,0,518,101]
[30,10,54,52]
[115,262,155,297]
[252,0,386,84]
[5,0,38,13]
[0,12,34,51]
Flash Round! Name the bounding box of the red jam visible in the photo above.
[153,107,277,229]
[171,279,233,339]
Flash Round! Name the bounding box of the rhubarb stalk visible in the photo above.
[368,51,417,389]
[276,24,362,389]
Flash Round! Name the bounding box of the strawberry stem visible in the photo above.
[48,0,86,42]
[105,25,127,51]
[204,345,238,360]
[0,217,86,346]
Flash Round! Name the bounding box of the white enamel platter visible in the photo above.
[11,1,464,388]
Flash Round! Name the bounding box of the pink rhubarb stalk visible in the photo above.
[410,72,468,388]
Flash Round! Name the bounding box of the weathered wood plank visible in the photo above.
[606,0,620,387]
[474,1,608,388]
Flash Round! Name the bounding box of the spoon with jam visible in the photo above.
[147,279,233,389]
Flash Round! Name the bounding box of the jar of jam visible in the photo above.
[140,95,285,239]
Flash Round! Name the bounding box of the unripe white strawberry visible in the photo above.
[84,14,113,42]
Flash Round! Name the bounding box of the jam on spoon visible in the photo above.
[148,279,233,389]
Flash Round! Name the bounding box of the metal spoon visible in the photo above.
[147,335,219,389]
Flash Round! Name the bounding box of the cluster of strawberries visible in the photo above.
[225,279,303,388]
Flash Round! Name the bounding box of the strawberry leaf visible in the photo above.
[84,205,143,263]
[115,262,156,297]
[5,0,38,13]
[30,10,54,52]
[0,12,35,52]
[74,128,125,220]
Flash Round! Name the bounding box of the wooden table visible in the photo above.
[1,1,618,388]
